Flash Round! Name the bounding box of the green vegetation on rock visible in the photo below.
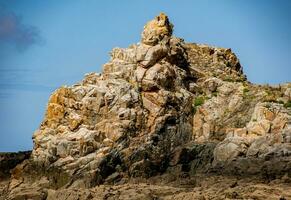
[243,87,249,94]
[194,96,205,107]
[284,100,291,108]
[192,96,205,114]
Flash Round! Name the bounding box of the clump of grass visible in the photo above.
[192,96,205,114]
[222,75,245,83]
[277,100,284,105]
[194,96,205,107]
[243,87,249,94]
[242,87,250,99]
[284,100,291,108]
[223,77,234,82]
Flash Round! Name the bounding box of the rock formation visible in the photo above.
[2,13,291,200]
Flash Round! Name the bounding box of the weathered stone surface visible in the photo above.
[214,136,248,162]
[141,12,173,46]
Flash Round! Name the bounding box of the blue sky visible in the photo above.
[0,0,290,152]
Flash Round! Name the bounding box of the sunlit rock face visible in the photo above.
[141,12,173,46]
[6,13,291,199]
[30,13,196,188]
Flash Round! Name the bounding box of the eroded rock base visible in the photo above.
[2,175,290,200]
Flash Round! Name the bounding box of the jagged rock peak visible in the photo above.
[141,13,174,45]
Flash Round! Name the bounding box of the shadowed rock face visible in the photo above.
[0,151,31,179]
[4,13,291,200]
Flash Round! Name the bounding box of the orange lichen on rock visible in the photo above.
[141,13,173,45]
